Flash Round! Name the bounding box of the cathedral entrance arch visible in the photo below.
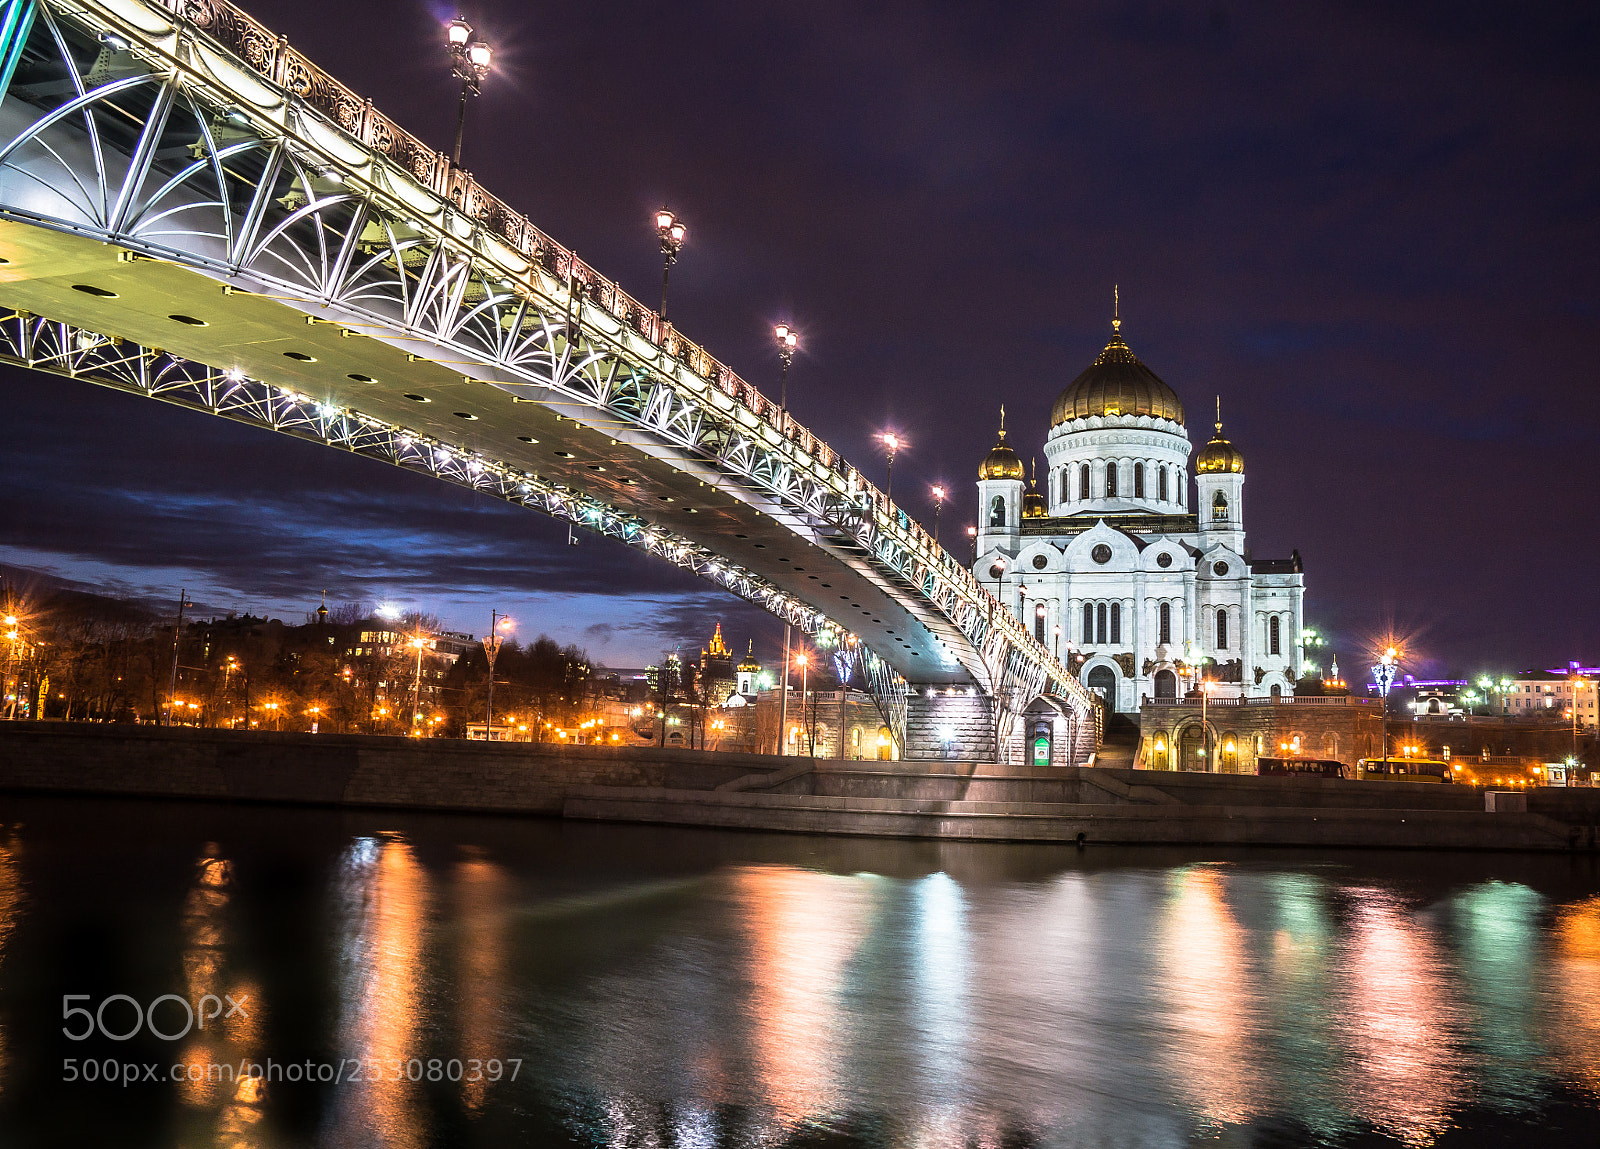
[1154,669,1177,700]
[1085,664,1117,709]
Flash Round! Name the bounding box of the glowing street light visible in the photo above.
[655,209,687,319]
[930,484,947,543]
[446,15,493,168]
[793,651,811,757]
[879,431,904,502]
[774,323,798,408]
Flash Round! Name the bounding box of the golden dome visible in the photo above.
[978,408,1025,480]
[1023,460,1046,517]
[1050,319,1184,426]
[1195,410,1244,474]
[737,640,760,673]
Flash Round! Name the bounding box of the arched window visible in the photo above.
[1083,602,1094,645]
[1106,463,1118,498]
[990,495,1006,527]
[1110,603,1121,644]
[1268,615,1281,656]
[1096,603,1108,645]
[1080,465,1090,500]
[1271,683,1282,699]
[1159,602,1171,645]
[1159,465,1168,502]
[1216,608,1228,650]
[1034,603,1046,642]
[1213,490,1228,520]
[1134,462,1145,498]
[1061,467,1071,503]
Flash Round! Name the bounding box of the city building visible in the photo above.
[1490,664,1597,725]
[697,622,738,706]
[974,310,1307,712]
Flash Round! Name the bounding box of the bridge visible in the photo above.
[0,0,1097,759]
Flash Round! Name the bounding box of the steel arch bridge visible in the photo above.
[0,0,1097,756]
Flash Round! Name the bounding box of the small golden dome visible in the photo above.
[1195,408,1244,474]
[1023,460,1046,517]
[978,408,1025,481]
[737,640,760,673]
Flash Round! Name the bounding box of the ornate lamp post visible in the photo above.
[774,324,798,408]
[483,611,514,739]
[794,651,810,756]
[930,485,946,543]
[655,209,687,319]
[446,16,493,168]
[1372,645,1399,773]
[1200,677,1214,772]
[967,524,977,564]
[879,432,903,502]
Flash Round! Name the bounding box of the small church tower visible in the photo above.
[1194,400,1246,555]
[975,407,1024,558]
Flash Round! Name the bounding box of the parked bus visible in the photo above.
[1257,757,1349,779]
[1356,758,1453,782]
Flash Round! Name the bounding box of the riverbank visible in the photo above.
[1,721,1596,850]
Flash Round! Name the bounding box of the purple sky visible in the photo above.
[3,0,1598,677]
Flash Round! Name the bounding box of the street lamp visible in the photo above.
[774,323,798,409]
[794,651,810,756]
[879,432,903,502]
[655,208,687,320]
[1200,677,1214,771]
[930,485,946,543]
[484,611,514,739]
[967,524,977,564]
[1372,645,1400,774]
[446,16,492,168]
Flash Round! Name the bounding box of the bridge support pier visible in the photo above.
[904,690,996,762]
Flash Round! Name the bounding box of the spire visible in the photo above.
[998,403,1007,438]
[1215,395,1223,435]
[1112,284,1120,334]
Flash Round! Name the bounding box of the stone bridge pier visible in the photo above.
[903,688,1098,766]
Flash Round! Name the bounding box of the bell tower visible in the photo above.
[975,407,1024,559]
[1194,399,1246,555]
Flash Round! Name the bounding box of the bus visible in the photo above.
[1257,757,1349,779]
[1356,758,1453,782]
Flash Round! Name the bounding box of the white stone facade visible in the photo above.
[973,327,1306,713]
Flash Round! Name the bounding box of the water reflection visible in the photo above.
[1,799,1598,1149]
[328,834,431,1149]
[1336,890,1467,1146]
[0,825,22,1093]
[1549,895,1600,1100]
[1158,866,1265,1127]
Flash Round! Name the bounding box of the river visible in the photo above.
[0,794,1596,1147]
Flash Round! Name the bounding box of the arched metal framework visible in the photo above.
[0,0,1096,751]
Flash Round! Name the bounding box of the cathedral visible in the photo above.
[974,311,1306,713]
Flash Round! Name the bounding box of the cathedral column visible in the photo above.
[1239,577,1255,696]
[1291,589,1304,678]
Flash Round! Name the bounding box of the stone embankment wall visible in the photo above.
[3,722,1597,851]
[0,721,782,814]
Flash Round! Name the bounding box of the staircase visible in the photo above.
[1094,712,1140,768]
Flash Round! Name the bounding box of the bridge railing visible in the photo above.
[134,0,1076,699]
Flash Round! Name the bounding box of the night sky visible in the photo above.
[2,0,1597,677]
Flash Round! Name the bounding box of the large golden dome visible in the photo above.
[1050,321,1185,426]
[978,427,1024,481]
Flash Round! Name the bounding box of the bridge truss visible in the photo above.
[0,0,1096,751]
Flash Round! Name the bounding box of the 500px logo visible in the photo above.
[62,994,249,1042]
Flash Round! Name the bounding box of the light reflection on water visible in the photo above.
[0,805,1597,1148]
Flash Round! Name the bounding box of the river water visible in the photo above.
[0,796,1596,1148]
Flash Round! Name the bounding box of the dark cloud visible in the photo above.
[4,0,1597,673]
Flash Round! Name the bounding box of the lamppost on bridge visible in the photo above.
[1200,677,1214,772]
[446,16,493,168]
[775,324,798,409]
[655,209,687,320]
[879,432,903,503]
[930,485,946,543]
[967,524,977,564]
[794,651,810,756]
